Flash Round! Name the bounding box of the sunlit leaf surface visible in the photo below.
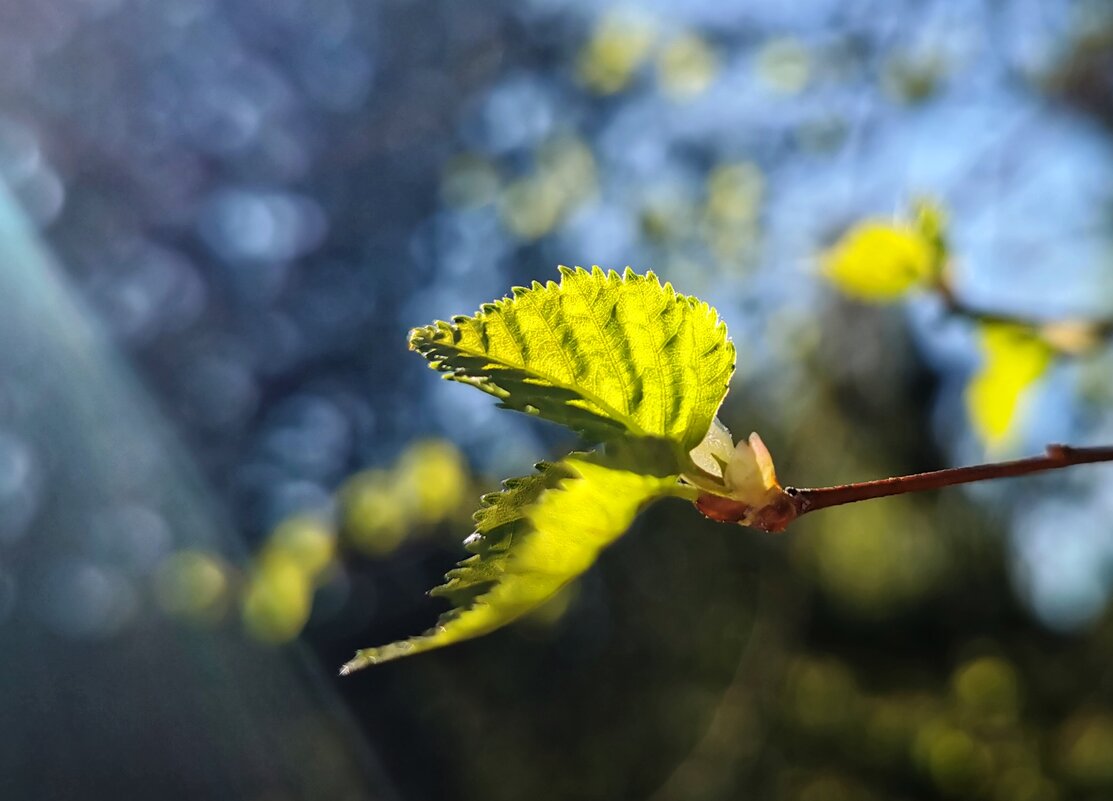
[341,453,680,671]
[409,266,735,455]
[822,219,938,301]
[966,322,1054,449]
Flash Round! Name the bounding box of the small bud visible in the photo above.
[724,432,781,506]
[695,431,796,532]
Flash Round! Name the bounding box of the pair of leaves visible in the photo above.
[820,201,1089,449]
[342,267,736,671]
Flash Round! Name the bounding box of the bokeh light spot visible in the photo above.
[154,550,231,625]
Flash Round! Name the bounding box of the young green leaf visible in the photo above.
[408,266,735,456]
[821,199,947,302]
[341,266,1113,672]
[340,452,680,672]
[965,322,1054,450]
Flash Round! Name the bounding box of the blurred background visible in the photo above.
[2,0,1113,798]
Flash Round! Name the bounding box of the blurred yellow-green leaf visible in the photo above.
[821,219,939,301]
[153,550,232,625]
[657,33,718,100]
[339,438,472,557]
[576,11,657,95]
[951,656,1021,725]
[341,469,410,556]
[498,177,566,241]
[965,323,1054,450]
[915,722,993,795]
[268,515,336,582]
[537,136,597,202]
[496,137,597,241]
[1057,712,1113,789]
[395,438,469,524]
[241,549,313,644]
[703,162,764,266]
[705,162,764,225]
[755,37,811,94]
[440,153,500,208]
[783,656,860,737]
[800,493,947,617]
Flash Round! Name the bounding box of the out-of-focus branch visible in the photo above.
[935,277,1113,355]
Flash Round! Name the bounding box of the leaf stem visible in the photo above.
[787,444,1113,516]
[934,278,1113,353]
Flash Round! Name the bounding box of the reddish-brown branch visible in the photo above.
[787,444,1113,516]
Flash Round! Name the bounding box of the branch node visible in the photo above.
[1046,443,1070,460]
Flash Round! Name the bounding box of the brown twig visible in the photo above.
[787,443,1113,516]
[935,278,1113,354]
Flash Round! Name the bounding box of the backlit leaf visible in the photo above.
[409,266,735,457]
[340,452,680,671]
[822,200,947,301]
[965,322,1054,450]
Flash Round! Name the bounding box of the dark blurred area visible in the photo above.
[2,0,1113,799]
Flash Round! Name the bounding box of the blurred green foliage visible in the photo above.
[154,437,475,644]
[755,38,813,95]
[820,199,1110,450]
[343,438,470,555]
[657,33,719,101]
[576,11,658,95]
[498,137,598,241]
[153,550,232,625]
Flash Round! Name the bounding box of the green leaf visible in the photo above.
[822,222,936,300]
[429,462,568,610]
[340,452,680,672]
[820,198,948,302]
[408,266,735,455]
[965,322,1054,451]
